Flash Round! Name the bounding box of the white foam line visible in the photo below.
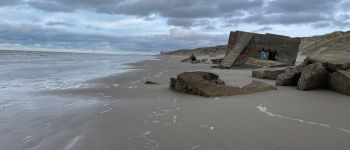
[162,107,180,113]
[100,107,112,114]
[256,104,350,134]
[64,136,81,150]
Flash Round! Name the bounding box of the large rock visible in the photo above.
[172,71,241,97]
[297,62,329,90]
[329,70,350,96]
[171,71,276,97]
[252,67,287,80]
[242,80,277,94]
[276,68,301,86]
[304,55,350,72]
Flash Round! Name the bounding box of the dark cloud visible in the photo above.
[254,26,273,32]
[46,21,75,27]
[0,0,22,7]
[311,22,332,29]
[0,23,227,52]
[27,0,75,12]
[241,13,330,25]
[167,18,195,27]
[0,0,346,28]
[267,0,342,14]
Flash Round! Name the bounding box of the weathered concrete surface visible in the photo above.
[329,70,350,96]
[252,67,287,80]
[297,62,329,91]
[276,68,301,86]
[224,31,301,68]
[242,80,277,94]
[222,32,254,68]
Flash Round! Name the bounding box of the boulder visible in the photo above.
[297,62,329,90]
[329,70,350,96]
[181,54,198,63]
[304,55,350,72]
[242,80,277,94]
[171,71,242,97]
[252,67,287,80]
[145,81,159,85]
[276,68,301,86]
[171,71,277,97]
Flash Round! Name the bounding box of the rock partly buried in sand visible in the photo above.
[171,71,241,97]
[276,68,301,86]
[329,70,350,96]
[252,67,287,80]
[170,71,276,97]
[145,81,159,85]
[297,62,328,91]
[242,80,277,94]
[181,54,200,63]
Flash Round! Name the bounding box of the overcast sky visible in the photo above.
[0,0,349,53]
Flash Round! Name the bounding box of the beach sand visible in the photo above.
[5,55,350,150]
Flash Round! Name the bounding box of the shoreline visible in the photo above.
[38,55,350,150]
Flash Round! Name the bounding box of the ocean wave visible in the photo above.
[0,47,160,55]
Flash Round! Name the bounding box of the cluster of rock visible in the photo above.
[253,56,350,95]
[170,71,276,97]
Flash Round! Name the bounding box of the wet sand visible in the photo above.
[3,55,350,150]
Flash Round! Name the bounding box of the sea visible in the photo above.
[0,50,155,149]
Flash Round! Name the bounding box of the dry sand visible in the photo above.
[7,55,350,150]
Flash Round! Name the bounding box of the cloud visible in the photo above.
[267,0,342,14]
[0,0,347,29]
[46,21,75,27]
[0,0,349,53]
[0,0,21,7]
[254,26,273,32]
[0,23,227,52]
[241,13,331,25]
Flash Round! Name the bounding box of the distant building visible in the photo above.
[221,31,301,68]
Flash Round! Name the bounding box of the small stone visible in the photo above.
[145,81,159,85]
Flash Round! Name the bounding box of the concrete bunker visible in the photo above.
[221,31,301,68]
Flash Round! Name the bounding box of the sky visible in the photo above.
[0,0,349,54]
